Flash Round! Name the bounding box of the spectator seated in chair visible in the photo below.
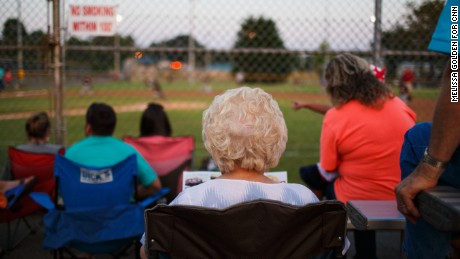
[0,111,64,242]
[139,102,172,138]
[297,53,415,259]
[399,124,460,258]
[2,111,63,180]
[140,87,322,259]
[395,2,460,257]
[65,102,162,200]
[124,103,194,203]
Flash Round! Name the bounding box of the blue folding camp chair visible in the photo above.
[31,154,169,258]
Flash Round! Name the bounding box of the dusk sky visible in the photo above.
[1,0,436,51]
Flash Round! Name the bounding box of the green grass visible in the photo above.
[389,86,440,99]
[411,87,441,99]
[0,97,54,113]
[0,79,437,184]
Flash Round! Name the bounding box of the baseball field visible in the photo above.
[0,79,439,184]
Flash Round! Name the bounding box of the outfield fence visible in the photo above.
[0,0,447,181]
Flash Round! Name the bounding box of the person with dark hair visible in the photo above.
[140,103,172,137]
[2,112,63,180]
[299,53,416,259]
[65,103,162,198]
[25,112,51,138]
[85,103,117,136]
[19,112,63,154]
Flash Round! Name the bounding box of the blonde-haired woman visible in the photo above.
[300,53,416,259]
[140,87,319,259]
[174,86,317,206]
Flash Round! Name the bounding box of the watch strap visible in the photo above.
[423,148,448,169]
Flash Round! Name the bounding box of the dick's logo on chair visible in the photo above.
[80,168,113,184]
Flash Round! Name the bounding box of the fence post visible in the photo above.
[188,0,195,83]
[53,0,64,145]
[373,0,382,67]
[16,0,23,89]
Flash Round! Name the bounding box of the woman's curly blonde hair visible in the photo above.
[202,87,287,173]
[325,53,393,107]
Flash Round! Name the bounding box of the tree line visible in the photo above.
[0,0,446,83]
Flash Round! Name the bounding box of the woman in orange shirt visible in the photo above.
[299,53,416,259]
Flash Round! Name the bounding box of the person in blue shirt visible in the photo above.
[395,1,460,257]
[65,102,162,198]
[399,121,460,259]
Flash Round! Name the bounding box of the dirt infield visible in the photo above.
[408,98,436,122]
[0,89,435,122]
[0,101,208,120]
[98,89,436,121]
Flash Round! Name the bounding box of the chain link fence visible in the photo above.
[0,0,447,181]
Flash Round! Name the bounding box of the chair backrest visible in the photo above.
[0,146,64,223]
[145,200,347,258]
[124,135,194,202]
[54,154,137,210]
[34,154,163,253]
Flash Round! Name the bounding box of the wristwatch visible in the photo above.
[423,148,448,169]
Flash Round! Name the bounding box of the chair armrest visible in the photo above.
[416,185,460,231]
[5,184,25,209]
[30,192,55,210]
[347,200,405,230]
[139,187,170,208]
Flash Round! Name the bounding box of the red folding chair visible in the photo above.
[124,135,194,202]
[0,146,64,250]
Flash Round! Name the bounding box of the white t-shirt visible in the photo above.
[141,179,318,245]
[170,179,318,208]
